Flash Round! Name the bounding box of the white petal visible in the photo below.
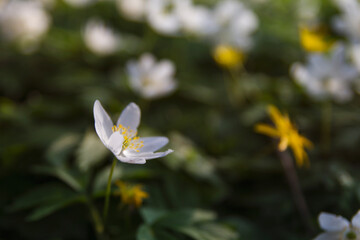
[319,212,350,232]
[139,53,156,73]
[107,131,124,155]
[146,0,181,35]
[117,0,145,21]
[138,137,169,153]
[116,102,141,131]
[314,232,342,240]
[351,44,360,70]
[116,154,146,164]
[308,54,330,78]
[93,100,114,145]
[150,60,175,82]
[231,10,258,35]
[291,63,311,85]
[351,210,360,229]
[331,44,346,67]
[83,19,119,56]
[124,149,173,160]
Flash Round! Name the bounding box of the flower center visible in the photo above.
[346,231,357,239]
[112,124,144,152]
[163,2,174,14]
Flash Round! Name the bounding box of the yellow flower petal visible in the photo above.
[213,44,244,69]
[255,123,280,138]
[299,26,333,53]
[115,180,148,208]
[300,136,313,148]
[267,105,292,131]
[255,105,313,168]
[278,137,289,151]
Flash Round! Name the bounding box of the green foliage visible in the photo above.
[137,208,237,240]
[2,0,360,239]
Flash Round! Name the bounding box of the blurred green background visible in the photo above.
[2,0,360,239]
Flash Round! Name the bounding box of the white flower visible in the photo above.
[126,53,177,99]
[116,0,147,21]
[291,44,358,102]
[83,19,120,56]
[333,0,360,43]
[351,44,360,70]
[314,211,360,240]
[93,100,173,164]
[0,0,50,50]
[212,0,258,50]
[146,0,182,35]
[176,0,216,36]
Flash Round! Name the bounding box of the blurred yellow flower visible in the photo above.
[115,180,149,208]
[299,26,333,52]
[213,45,244,69]
[255,105,313,167]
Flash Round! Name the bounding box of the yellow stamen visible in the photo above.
[112,124,144,151]
[299,26,334,53]
[213,44,244,69]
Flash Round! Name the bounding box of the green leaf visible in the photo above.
[46,133,81,166]
[33,166,83,192]
[223,217,262,240]
[76,130,108,172]
[137,224,157,240]
[155,209,216,228]
[155,229,182,240]
[8,183,74,212]
[26,193,85,221]
[177,223,238,240]
[140,208,168,225]
[137,224,183,240]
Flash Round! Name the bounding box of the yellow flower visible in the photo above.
[115,180,149,208]
[255,105,313,167]
[213,44,244,69]
[299,26,333,53]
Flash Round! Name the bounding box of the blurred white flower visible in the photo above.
[333,0,360,42]
[0,0,6,9]
[0,0,50,51]
[116,0,147,21]
[37,0,56,9]
[314,211,360,240]
[93,100,173,164]
[83,19,121,56]
[146,0,182,35]
[351,44,360,70]
[127,53,177,99]
[212,0,258,50]
[63,0,93,8]
[176,0,216,36]
[292,44,358,102]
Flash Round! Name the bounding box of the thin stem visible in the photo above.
[321,101,332,153]
[277,149,314,233]
[85,197,104,238]
[103,158,117,222]
[225,68,244,107]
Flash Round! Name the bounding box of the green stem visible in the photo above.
[103,159,117,222]
[85,197,104,238]
[225,68,244,107]
[277,149,314,233]
[321,101,332,153]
